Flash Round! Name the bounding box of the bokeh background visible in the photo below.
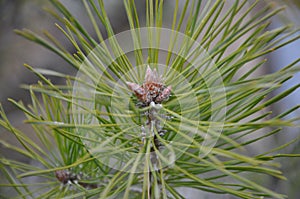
[0,0,299,198]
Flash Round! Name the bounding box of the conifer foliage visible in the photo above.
[0,0,300,198]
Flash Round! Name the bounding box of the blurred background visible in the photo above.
[0,0,299,198]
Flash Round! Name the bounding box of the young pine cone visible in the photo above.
[126,66,171,106]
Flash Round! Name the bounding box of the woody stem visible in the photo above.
[145,103,162,198]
